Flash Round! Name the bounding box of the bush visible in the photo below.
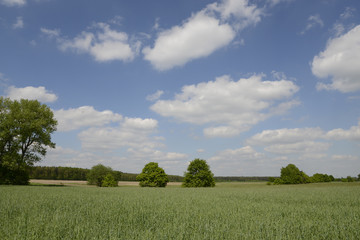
[136,162,169,187]
[311,173,332,183]
[0,165,29,185]
[102,173,118,187]
[87,164,119,187]
[279,164,310,184]
[183,159,215,187]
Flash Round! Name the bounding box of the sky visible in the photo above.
[1,0,360,177]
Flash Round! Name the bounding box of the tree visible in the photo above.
[279,164,310,184]
[136,162,169,187]
[101,173,118,187]
[0,97,57,185]
[183,159,215,187]
[87,164,119,187]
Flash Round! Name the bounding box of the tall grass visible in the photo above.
[1,182,359,239]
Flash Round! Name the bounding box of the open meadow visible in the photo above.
[1,182,359,239]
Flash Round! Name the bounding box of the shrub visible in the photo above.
[279,164,310,184]
[87,164,119,187]
[136,162,169,187]
[183,159,215,187]
[102,173,118,187]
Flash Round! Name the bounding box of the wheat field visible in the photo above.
[1,182,359,239]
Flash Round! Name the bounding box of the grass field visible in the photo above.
[1,182,359,239]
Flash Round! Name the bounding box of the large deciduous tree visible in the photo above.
[0,97,57,184]
[183,159,215,187]
[136,162,169,187]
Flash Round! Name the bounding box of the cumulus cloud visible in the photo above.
[143,0,263,71]
[1,0,26,7]
[6,86,58,103]
[208,146,274,176]
[247,127,324,145]
[54,106,123,132]
[264,141,331,154]
[300,14,324,35]
[151,74,299,137]
[210,146,263,162]
[247,121,360,156]
[78,116,162,152]
[42,23,137,62]
[312,25,360,92]
[326,121,360,141]
[12,16,24,29]
[143,11,235,71]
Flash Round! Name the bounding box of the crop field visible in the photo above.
[1,182,359,240]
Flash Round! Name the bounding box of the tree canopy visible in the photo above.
[136,162,169,187]
[87,164,120,187]
[274,164,310,184]
[183,159,215,187]
[0,97,57,184]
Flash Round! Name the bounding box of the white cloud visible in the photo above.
[247,127,324,145]
[312,25,360,92]
[1,0,25,7]
[207,0,262,30]
[43,23,137,62]
[210,146,263,162]
[151,74,299,137]
[12,16,23,29]
[301,14,324,35]
[143,11,235,71]
[122,117,158,130]
[208,146,273,176]
[78,117,160,151]
[146,90,164,101]
[41,28,61,38]
[266,0,293,7]
[54,106,122,132]
[6,86,57,103]
[326,121,360,141]
[264,141,331,154]
[143,0,263,71]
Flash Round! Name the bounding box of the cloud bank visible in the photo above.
[151,74,299,137]
[312,25,360,93]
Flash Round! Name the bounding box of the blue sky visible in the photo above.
[1,0,360,177]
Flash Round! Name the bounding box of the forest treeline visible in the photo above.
[29,166,272,182]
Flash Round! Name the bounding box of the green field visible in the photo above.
[1,182,359,239]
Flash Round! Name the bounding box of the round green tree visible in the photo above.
[183,159,215,187]
[87,164,118,187]
[136,162,169,187]
[280,164,310,184]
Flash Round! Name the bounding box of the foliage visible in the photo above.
[87,164,119,187]
[29,166,90,180]
[101,173,118,187]
[0,98,57,185]
[183,159,215,187]
[136,162,169,187]
[310,173,333,183]
[278,164,310,184]
[1,183,360,239]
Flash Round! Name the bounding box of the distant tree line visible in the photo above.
[215,176,271,182]
[268,164,360,185]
